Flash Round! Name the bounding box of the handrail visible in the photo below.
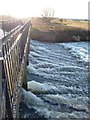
[1,25,21,42]
[1,19,23,37]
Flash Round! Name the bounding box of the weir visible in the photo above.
[0,20,31,119]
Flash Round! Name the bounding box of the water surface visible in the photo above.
[20,40,89,119]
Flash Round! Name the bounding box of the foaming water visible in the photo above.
[62,42,88,62]
[28,81,58,94]
[20,40,89,119]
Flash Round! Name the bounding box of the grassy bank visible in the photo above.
[30,17,89,42]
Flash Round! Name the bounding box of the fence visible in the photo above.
[1,19,23,36]
[0,20,31,119]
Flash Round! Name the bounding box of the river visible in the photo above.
[19,39,89,119]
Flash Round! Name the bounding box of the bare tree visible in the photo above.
[41,8,55,18]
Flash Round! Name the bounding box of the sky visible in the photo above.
[0,0,89,19]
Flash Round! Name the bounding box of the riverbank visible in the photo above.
[30,17,89,42]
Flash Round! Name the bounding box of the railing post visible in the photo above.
[0,51,2,120]
[22,68,28,90]
[2,21,5,37]
[0,37,3,119]
[0,50,6,119]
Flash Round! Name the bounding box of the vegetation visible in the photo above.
[0,15,89,42]
[41,8,55,18]
[30,17,89,42]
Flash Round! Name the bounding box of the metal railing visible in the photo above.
[1,19,23,37]
[0,20,31,119]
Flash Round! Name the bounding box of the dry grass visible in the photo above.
[62,20,88,30]
[31,17,88,31]
[30,17,89,42]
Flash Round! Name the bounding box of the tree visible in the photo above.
[41,8,55,18]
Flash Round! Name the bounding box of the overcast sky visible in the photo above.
[0,0,89,19]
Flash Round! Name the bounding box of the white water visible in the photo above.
[62,42,88,62]
[20,40,89,119]
[28,80,58,94]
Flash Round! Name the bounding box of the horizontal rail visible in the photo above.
[1,19,23,37]
[1,20,22,30]
[1,25,21,42]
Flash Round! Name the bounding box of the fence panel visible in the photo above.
[1,20,31,119]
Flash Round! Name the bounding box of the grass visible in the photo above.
[30,17,89,42]
[31,17,88,31]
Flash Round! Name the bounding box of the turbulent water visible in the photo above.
[19,39,89,119]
